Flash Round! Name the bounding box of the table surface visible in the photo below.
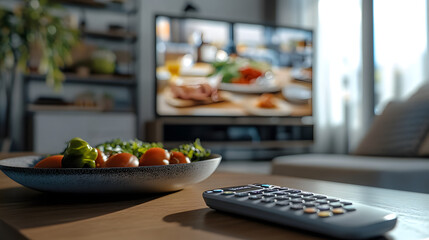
[0,154,429,240]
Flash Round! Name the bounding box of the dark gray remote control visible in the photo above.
[203,183,397,239]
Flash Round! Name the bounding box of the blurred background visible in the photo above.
[0,0,427,162]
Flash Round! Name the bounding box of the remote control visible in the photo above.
[203,183,397,239]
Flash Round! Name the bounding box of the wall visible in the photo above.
[136,0,265,138]
[276,0,318,29]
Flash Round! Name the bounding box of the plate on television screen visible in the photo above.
[243,98,293,116]
[282,84,311,104]
[219,82,281,94]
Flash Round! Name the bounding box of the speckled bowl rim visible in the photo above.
[0,154,222,193]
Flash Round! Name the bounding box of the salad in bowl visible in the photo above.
[0,138,221,193]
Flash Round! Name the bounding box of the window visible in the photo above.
[373,0,427,113]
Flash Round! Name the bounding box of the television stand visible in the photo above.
[145,118,313,160]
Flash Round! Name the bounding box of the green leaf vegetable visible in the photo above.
[96,138,211,162]
[96,139,164,159]
[62,137,98,168]
[172,139,211,162]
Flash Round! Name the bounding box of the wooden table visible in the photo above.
[0,155,428,240]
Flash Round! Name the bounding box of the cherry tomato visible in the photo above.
[169,151,190,164]
[139,147,170,166]
[34,155,63,168]
[104,153,139,168]
[95,148,107,168]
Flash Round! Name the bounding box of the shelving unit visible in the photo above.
[83,30,137,42]
[24,73,136,86]
[22,0,139,152]
[58,0,137,14]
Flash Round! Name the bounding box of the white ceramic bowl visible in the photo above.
[0,155,221,194]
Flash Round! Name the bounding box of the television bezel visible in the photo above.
[153,13,315,120]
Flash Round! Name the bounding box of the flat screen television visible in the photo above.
[155,14,313,119]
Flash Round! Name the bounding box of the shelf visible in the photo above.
[58,0,137,14]
[24,73,136,86]
[83,30,137,42]
[27,104,134,113]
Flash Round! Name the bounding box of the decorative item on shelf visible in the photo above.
[33,96,69,106]
[114,50,133,75]
[101,93,115,111]
[75,66,91,77]
[108,23,125,32]
[0,0,79,152]
[90,49,116,74]
[74,91,97,108]
[69,41,96,77]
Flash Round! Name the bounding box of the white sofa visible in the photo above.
[272,84,429,193]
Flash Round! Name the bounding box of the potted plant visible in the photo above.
[0,0,79,151]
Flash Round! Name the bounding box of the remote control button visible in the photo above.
[317,205,331,211]
[318,211,331,218]
[343,206,356,212]
[286,189,301,193]
[330,202,342,208]
[316,199,328,204]
[235,192,249,197]
[327,198,339,203]
[212,189,223,193]
[261,184,271,188]
[274,192,287,196]
[314,195,327,199]
[276,187,289,191]
[299,192,314,197]
[205,190,213,194]
[303,197,317,202]
[222,191,235,195]
[290,204,304,210]
[276,201,290,206]
[262,189,277,193]
[289,194,302,199]
[304,202,316,207]
[262,193,275,198]
[249,190,263,195]
[304,208,317,214]
[340,201,352,206]
[248,195,262,200]
[332,208,345,215]
[275,196,290,200]
[261,198,275,203]
[291,199,304,204]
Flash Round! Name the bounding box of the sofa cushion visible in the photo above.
[418,134,429,156]
[407,82,429,102]
[354,100,429,157]
[271,154,429,193]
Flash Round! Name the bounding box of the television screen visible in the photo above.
[155,15,313,117]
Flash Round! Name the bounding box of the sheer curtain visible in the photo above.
[373,0,428,113]
[280,0,428,154]
[314,0,363,153]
